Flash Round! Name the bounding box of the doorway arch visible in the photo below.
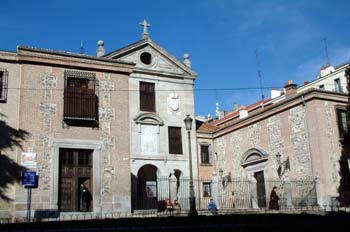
[136,164,158,209]
[241,148,269,208]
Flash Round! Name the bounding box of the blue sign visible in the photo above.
[22,171,38,188]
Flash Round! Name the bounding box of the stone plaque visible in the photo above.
[141,125,159,156]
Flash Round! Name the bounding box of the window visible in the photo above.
[63,70,98,127]
[334,78,343,92]
[168,127,182,154]
[140,52,152,65]
[319,84,325,90]
[203,182,212,197]
[200,144,211,164]
[337,109,348,137]
[0,69,8,103]
[140,82,155,112]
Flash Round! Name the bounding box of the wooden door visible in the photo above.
[254,171,266,208]
[59,149,93,212]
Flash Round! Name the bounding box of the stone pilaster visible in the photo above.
[324,102,340,184]
[289,106,312,176]
[99,73,115,194]
[230,131,242,176]
[267,116,284,179]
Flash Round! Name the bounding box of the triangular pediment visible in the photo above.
[104,38,197,79]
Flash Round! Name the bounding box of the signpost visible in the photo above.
[22,171,38,223]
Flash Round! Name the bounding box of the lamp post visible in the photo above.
[184,114,198,216]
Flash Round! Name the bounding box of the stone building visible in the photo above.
[0,21,198,219]
[103,21,198,210]
[0,44,134,219]
[197,63,349,209]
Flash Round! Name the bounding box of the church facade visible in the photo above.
[103,27,198,210]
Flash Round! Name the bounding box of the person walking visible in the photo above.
[269,186,280,210]
[80,183,92,212]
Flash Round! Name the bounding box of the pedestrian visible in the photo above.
[80,183,92,212]
[207,198,218,215]
[173,199,181,215]
[269,186,280,210]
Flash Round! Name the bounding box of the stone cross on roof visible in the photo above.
[139,19,150,39]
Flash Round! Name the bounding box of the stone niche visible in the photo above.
[134,113,164,156]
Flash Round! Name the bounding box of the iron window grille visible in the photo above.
[200,145,211,164]
[337,109,348,138]
[0,69,9,103]
[63,70,99,127]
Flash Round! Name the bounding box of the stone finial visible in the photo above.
[183,53,191,67]
[97,40,105,57]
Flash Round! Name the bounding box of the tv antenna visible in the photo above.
[80,41,84,54]
[255,48,265,100]
[322,37,330,65]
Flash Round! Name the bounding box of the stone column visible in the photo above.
[211,173,220,209]
[169,173,178,202]
[248,174,259,209]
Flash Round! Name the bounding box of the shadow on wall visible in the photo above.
[0,113,29,201]
[337,67,350,206]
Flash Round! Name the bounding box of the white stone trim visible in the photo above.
[50,138,103,213]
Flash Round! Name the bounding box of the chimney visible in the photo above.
[320,65,335,77]
[284,80,297,97]
[96,40,105,57]
[239,106,248,119]
[183,53,191,68]
[233,102,239,111]
[270,88,282,99]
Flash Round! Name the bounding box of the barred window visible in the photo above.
[200,144,211,164]
[168,127,183,154]
[337,109,348,137]
[0,69,9,103]
[140,82,155,112]
[203,182,212,197]
[63,70,98,127]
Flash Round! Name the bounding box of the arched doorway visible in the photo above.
[241,148,269,208]
[136,164,158,210]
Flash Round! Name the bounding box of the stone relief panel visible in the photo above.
[98,73,116,194]
[215,137,227,171]
[37,69,58,191]
[248,123,261,147]
[288,106,312,176]
[267,116,284,179]
[141,125,159,156]
[230,131,243,176]
[324,102,339,183]
[41,68,57,100]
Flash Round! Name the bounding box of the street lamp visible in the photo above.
[184,114,198,216]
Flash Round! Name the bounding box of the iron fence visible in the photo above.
[131,176,318,211]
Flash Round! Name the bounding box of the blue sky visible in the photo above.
[1,0,350,117]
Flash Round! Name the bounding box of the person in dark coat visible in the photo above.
[269,186,280,210]
[80,183,92,212]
